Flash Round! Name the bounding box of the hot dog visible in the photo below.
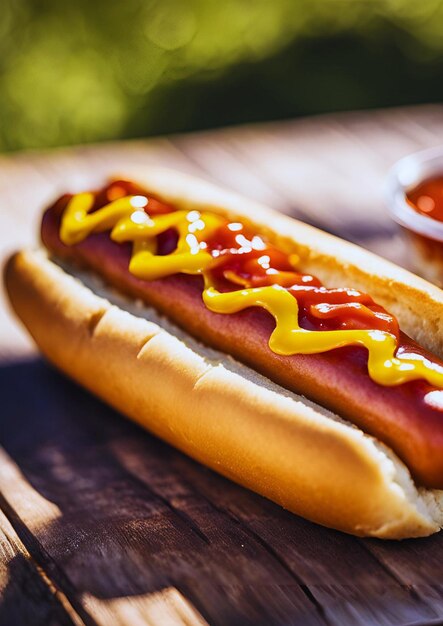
[5,167,443,538]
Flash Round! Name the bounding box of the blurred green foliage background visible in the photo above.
[1,0,443,152]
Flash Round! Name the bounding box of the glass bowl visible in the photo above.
[386,146,443,286]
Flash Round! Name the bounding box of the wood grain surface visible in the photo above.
[2,105,443,625]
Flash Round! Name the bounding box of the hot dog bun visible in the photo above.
[6,248,443,539]
[5,167,443,538]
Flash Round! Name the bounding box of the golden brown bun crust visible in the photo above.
[5,249,443,539]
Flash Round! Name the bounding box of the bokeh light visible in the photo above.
[1,0,443,151]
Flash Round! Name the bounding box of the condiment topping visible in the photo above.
[407,175,443,222]
[59,180,443,389]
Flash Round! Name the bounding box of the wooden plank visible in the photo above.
[359,537,443,614]
[119,440,438,626]
[171,133,290,213]
[0,359,329,626]
[1,358,442,625]
[0,504,80,625]
[81,587,208,626]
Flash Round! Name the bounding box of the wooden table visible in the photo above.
[2,105,443,626]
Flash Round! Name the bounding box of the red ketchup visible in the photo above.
[403,175,443,286]
[407,175,443,222]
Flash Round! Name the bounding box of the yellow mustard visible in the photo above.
[60,192,443,388]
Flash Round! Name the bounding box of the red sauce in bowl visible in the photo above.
[407,175,443,222]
